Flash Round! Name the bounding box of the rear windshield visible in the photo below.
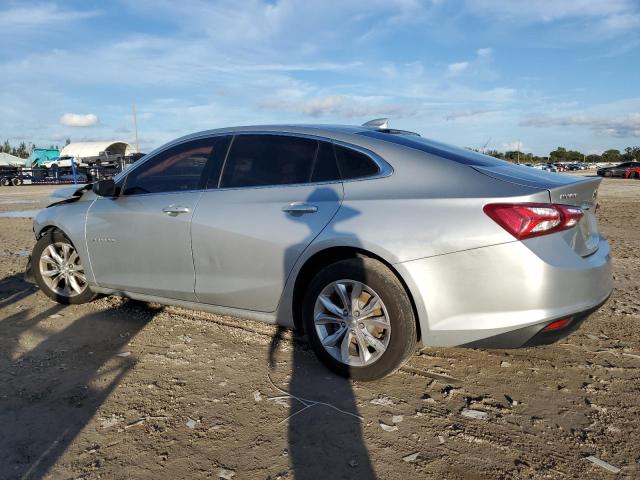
[358,130,506,167]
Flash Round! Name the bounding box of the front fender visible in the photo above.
[33,201,96,284]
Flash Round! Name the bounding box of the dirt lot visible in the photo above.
[0,178,638,479]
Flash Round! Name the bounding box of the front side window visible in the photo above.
[220,135,318,188]
[122,137,224,195]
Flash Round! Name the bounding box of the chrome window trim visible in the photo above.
[115,130,394,196]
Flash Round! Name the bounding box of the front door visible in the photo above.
[86,136,230,301]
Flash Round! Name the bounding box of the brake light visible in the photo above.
[483,203,583,240]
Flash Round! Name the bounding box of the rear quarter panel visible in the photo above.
[325,142,551,263]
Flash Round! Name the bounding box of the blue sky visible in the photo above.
[1,0,639,155]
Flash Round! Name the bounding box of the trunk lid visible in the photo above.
[474,164,601,256]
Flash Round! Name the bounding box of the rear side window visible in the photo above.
[334,144,379,180]
[122,137,221,195]
[220,135,318,188]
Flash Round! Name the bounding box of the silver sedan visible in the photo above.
[28,121,613,380]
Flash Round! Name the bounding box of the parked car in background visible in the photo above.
[597,161,640,177]
[533,163,557,172]
[27,121,613,380]
[567,163,588,171]
[624,167,640,179]
[42,157,76,169]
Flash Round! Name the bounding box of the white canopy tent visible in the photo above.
[0,152,25,167]
[60,141,136,159]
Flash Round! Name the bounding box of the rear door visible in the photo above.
[86,136,229,301]
[191,134,343,311]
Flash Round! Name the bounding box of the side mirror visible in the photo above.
[92,179,117,197]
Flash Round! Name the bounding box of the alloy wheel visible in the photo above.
[313,279,391,367]
[38,241,88,297]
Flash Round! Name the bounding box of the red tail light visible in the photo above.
[483,203,583,240]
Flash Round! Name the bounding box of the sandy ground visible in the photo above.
[0,177,638,479]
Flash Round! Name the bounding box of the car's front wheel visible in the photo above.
[303,257,417,381]
[32,230,96,304]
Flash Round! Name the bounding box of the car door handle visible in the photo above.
[162,205,190,216]
[282,202,318,214]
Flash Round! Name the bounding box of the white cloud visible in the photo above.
[520,112,640,137]
[502,140,526,151]
[59,113,99,127]
[446,48,495,79]
[466,0,632,21]
[448,62,469,75]
[260,94,415,119]
[466,0,639,34]
[0,4,100,26]
[598,13,640,33]
[444,109,496,121]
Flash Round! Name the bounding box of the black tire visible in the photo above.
[0,178,10,186]
[32,230,96,305]
[604,171,612,177]
[303,257,417,381]
[11,177,22,186]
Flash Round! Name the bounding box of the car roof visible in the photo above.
[146,123,508,171]
[181,124,371,140]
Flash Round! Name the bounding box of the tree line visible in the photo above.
[1,140,31,159]
[1,139,70,159]
[476,146,640,164]
[3,137,639,164]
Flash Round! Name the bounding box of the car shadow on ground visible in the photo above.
[270,328,376,479]
[0,279,159,479]
[269,186,377,479]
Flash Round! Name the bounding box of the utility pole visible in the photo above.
[132,103,140,152]
[517,140,521,164]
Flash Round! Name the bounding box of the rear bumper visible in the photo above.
[397,234,613,347]
[461,295,609,348]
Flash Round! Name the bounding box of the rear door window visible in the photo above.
[220,135,318,188]
[310,141,341,182]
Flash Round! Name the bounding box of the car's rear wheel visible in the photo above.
[303,257,417,381]
[32,230,96,304]
[11,177,22,186]
[0,178,10,186]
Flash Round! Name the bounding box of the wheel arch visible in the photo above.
[290,246,423,343]
[36,224,63,238]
